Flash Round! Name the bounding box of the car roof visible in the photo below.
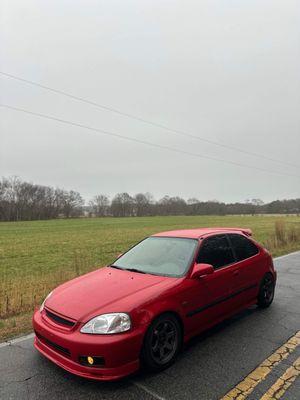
[152,227,252,239]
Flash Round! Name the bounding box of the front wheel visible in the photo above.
[141,313,182,372]
[257,273,275,308]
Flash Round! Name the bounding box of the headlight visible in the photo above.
[80,313,131,334]
[39,291,53,312]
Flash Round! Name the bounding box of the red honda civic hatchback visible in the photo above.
[33,227,276,381]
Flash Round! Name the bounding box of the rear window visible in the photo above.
[228,234,259,261]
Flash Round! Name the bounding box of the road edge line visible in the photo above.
[131,380,167,400]
[0,332,35,348]
[273,250,300,261]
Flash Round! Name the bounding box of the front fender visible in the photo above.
[134,297,186,332]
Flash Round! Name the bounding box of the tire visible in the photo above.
[141,313,182,372]
[257,273,275,308]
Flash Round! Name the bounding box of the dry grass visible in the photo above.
[264,220,300,252]
[0,312,33,342]
[1,215,300,341]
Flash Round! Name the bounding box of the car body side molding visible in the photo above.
[186,283,258,317]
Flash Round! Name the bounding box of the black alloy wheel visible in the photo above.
[141,313,182,371]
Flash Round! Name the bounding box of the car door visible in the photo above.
[227,233,261,307]
[183,234,238,335]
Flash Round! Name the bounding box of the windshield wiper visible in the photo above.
[123,268,146,274]
[109,265,123,270]
[109,265,146,274]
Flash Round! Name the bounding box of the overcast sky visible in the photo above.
[1,0,299,203]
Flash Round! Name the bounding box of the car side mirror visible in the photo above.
[191,263,214,279]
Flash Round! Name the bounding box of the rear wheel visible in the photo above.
[257,273,275,308]
[141,313,182,372]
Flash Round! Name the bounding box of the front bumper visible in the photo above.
[33,309,144,381]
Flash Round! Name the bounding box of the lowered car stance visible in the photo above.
[33,227,276,381]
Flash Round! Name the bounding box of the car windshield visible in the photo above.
[111,237,198,277]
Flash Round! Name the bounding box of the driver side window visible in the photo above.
[197,235,235,270]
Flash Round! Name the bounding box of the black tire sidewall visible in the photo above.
[257,273,275,308]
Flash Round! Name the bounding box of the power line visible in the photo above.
[1,103,299,180]
[1,70,298,170]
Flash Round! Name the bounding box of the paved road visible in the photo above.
[1,252,299,400]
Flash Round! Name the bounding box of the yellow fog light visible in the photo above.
[87,356,94,365]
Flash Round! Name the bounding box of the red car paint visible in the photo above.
[33,227,276,381]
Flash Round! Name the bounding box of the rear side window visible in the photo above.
[197,235,235,269]
[228,234,259,261]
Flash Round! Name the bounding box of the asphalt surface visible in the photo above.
[1,251,299,400]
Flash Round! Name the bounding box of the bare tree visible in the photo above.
[89,195,110,217]
[157,196,187,215]
[134,192,154,216]
[111,193,134,217]
[251,198,264,206]
[187,198,199,205]
[61,190,84,218]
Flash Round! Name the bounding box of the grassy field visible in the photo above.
[1,214,300,341]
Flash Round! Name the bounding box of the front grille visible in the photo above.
[36,332,71,357]
[45,309,75,327]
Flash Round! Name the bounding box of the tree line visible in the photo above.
[1,176,300,221]
[0,177,84,221]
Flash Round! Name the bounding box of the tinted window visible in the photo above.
[228,234,259,261]
[197,235,235,269]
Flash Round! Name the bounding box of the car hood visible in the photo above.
[45,266,178,321]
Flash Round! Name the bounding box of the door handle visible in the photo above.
[233,269,239,276]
